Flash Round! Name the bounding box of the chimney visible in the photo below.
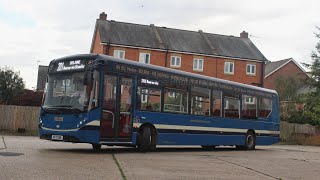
[99,12,107,20]
[240,31,248,38]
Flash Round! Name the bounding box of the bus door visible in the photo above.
[100,75,133,141]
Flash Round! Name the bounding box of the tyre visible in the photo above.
[138,126,151,152]
[201,145,216,150]
[92,144,101,150]
[244,131,256,150]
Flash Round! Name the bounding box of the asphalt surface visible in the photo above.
[0,136,320,180]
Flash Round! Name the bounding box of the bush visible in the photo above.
[287,110,320,126]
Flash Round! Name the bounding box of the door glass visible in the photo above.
[119,78,133,138]
[101,75,117,138]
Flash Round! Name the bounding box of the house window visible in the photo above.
[170,56,181,67]
[242,95,257,119]
[193,58,203,71]
[245,97,255,104]
[62,79,71,87]
[141,89,148,103]
[114,50,125,59]
[139,52,150,64]
[246,64,256,75]
[224,62,234,74]
[168,91,176,98]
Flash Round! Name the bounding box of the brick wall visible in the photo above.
[91,30,104,54]
[264,61,308,89]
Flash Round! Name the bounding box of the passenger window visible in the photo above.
[242,95,257,119]
[211,90,222,117]
[164,89,188,114]
[191,87,210,116]
[137,87,161,111]
[224,95,240,118]
[258,98,272,118]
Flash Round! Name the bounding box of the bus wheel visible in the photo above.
[150,127,157,151]
[201,145,216,150]
[92,144,101,150]
[244,131,256,150]
[138,126,151,152]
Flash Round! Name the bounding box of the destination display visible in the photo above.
[49,60,87,73]
[111,62,274,98]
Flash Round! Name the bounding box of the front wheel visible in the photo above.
[92,144,101,150]
[137,127,151,152]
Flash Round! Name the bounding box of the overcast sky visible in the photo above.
[0,0,319,89]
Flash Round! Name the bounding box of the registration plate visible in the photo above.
[52,135,63,141]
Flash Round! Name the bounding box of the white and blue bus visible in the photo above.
[39,54,279,151]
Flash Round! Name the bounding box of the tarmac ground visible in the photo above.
[0,136,319,180]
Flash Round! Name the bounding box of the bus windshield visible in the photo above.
[43,72,89,112]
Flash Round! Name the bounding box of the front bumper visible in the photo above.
[38,127,100,144]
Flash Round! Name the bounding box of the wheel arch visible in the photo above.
[247,129,256,136]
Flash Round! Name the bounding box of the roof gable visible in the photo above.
[265,58,306,78]
[96,20,267,61]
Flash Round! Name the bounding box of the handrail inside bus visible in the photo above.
[102,110,115,128]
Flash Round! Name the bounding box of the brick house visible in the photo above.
[264,58,309,112]
[264,58,308,90]
[90,12,268,86]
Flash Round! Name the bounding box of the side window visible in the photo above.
[191,87,210,116]
[211,90,222,117]
[242,95,257,119]
[224,95,240,118]
[137,87,161,111]
[258,98,272,118]
[164,89,188,114]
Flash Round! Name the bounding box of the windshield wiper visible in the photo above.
[40,106,48,116]
[50,106,82,116]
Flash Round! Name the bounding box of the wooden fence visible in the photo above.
[0,105,40,131]
[0,105,320,143]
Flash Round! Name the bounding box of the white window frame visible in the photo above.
[114,50,125,59]
[224,62,234,74]
[245,97,255,104]
[193,58,204,71]
[170,56,181,67]
[246,64,256,75]
[62,79,71,87]
[168,91,176,98]
[139,52,150,64]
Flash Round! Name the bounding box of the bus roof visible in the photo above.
[51,54,277,95]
